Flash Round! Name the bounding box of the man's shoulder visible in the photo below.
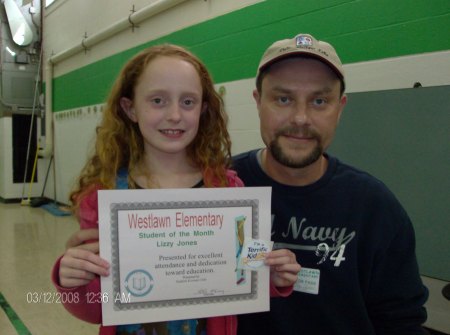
[333,157,401,204]
[335,158,387,188]
[231,149,261,174]
[232,149,259,164]
[231,149,265,186]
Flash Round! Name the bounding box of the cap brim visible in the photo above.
[259,51,344,81]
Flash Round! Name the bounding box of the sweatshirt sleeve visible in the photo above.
[51,256,102,324]
[50,188,103,324]
[226,169,245,187]
[270,282,293,297]
[366,200,428,334]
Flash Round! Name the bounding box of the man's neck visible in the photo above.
[259,148,328,186]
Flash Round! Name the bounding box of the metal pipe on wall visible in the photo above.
[38,0,189,157]
[38,59,52,157]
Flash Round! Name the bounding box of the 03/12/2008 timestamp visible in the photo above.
[26,292,131,304]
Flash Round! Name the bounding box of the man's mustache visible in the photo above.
[276,127,320,140]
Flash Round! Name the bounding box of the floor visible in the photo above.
[0,202,98,335]
[1,201,448,335]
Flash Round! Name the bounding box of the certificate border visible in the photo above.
[109,199,259,311]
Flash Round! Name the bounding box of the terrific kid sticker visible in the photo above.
[237,238,273,270]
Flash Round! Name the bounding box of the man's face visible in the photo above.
[254,57,346,169]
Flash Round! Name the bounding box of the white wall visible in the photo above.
[52,105,102,201]
[422,277,450,333]
[345,50,450,93]
[218,79,265,155]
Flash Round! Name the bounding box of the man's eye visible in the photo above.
[277,96,291,105]
[313,98,326,106]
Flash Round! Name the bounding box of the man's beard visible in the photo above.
[268,128,323,169]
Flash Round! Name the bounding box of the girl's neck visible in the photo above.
[133,151,202,189]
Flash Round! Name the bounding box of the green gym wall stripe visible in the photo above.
[0,292,32,335]
[52,0,450,112]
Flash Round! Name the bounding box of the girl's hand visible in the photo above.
[59,229,110,288]
[265,249,301,288]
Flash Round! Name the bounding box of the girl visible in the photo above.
[51,44,300,335]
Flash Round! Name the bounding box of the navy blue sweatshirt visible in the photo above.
[233,150,428,335]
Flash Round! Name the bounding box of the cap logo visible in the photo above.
[296,35,313,47]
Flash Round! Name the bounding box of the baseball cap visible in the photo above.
[257,33,345,84]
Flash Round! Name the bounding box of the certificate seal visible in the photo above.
[125,269,154,297]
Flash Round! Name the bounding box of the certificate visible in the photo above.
[98,187,271,326]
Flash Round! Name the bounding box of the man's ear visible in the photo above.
[253,89,262,116]
[337,94,347,122]
[120,97,137,122]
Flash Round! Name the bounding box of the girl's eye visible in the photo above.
[182,98,197,108]
[151,97,164,105]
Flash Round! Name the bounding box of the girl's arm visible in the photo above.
[51,189,108,324]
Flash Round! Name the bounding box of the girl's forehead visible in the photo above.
[145,55,195,70]
[134,56,203,94]
[140,56,198,79]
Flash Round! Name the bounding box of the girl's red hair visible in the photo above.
[70,44,232,209]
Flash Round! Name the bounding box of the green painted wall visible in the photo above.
[52,0,450,112]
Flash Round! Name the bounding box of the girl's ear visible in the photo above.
[120,97,137,122]
[201,102,208,114]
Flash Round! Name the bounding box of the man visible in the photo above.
[234,33,428,334]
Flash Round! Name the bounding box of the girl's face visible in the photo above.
[121,56,204,159]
